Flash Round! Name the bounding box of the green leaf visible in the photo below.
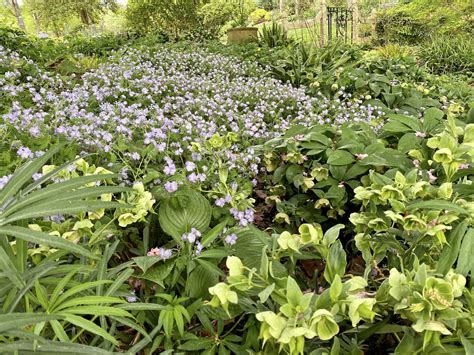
[158,187,211,241]
[286,277,303,307]
[54,296,125,311]
[0,340,112,354]
[258,284,275,303]
[407,200,469,215]
[1,201,127,225]
[0,145,61,208]
[456,228,474,276]
[437,222,469,274]
[0,313,61,332]
[324,240,346,283]
[186,265,219,299]
[179,339,215,351]
[116,303,166,311]
[63,314,118,345]
[0,226,98,260]
[201,220,228,247]
[132,256,164,274]
[3,178,123,217]
[326,150,355,166]
[60,306,132,318]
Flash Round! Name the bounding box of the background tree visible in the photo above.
[10,0,26,30]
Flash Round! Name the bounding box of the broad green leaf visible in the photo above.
[158,187,211,241]
[0,226,98,260]
[286,277,303,307]
[326,150,355,166]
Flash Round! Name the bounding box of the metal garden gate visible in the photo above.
[327,7,354,43]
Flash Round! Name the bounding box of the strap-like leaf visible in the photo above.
[0,313,61,332]
[52,280,113,309]
[54,296,125,312]
[3,176,122,216]
[0,145,61,208]
[0,340,112,354]
[0,226,98,260]
[1,201,128,225]
[60,306,132,318]
[62,314,118,346]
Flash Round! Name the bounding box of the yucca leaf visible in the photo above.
[62,314,119,345]
[1,200,129,225]
[0,313,61,332]
[0,226,98,260]
[0,145,60,208]
[54,296,126,311]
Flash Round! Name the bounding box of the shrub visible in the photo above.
[250,8,271,25]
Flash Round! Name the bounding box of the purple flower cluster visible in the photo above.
[229,208,254,227]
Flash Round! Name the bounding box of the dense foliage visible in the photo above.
[1,4,474,353]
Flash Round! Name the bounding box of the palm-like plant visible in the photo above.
[0,145,144,351]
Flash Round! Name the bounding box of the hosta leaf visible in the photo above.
[158,187,211,241]
[186,264,219,299]
[0,226,98,260]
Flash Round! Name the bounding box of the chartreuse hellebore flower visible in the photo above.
[208,282,238,314]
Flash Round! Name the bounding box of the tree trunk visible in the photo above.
[79,8,91,25]
[10,0,26,31]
